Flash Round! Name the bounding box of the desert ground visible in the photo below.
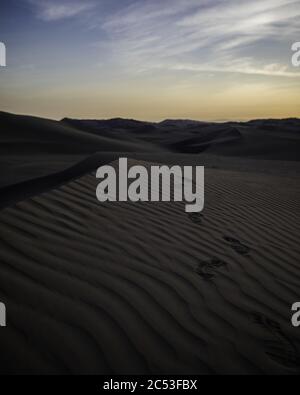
[0,111,300,374]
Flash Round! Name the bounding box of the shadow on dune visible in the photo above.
[1,111,300,209]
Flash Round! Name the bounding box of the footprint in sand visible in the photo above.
[188,212,204,225]
[195,257,228,281]
[252,312,300,370]
[224,236,250,256]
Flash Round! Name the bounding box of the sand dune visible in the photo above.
[0,112,300,374]
[63,117,300,160]
[0,112,161,188]
[0,158,300,374]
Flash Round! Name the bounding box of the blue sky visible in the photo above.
[0,0,300,120]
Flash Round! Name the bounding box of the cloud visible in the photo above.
[100,0,300,78]
[171,61,300,78]
[30,0,95,22]
[27,0,300,78]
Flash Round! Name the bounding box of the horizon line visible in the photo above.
[1,110,300,124]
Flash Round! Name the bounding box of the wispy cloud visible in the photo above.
[100,0,300,78]
[29,0,95,22]
[171,61,300,78]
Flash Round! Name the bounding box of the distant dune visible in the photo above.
[62,116,300,160]
[0,111,300,374]
[0,112,161,188]
[1,111,299,191]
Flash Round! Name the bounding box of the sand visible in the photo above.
[0,112,300,375]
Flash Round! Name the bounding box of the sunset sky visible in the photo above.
[1,0,300,121]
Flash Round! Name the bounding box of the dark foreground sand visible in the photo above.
[0,112,300,374]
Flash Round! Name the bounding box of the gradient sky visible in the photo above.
[0,0,300,121]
